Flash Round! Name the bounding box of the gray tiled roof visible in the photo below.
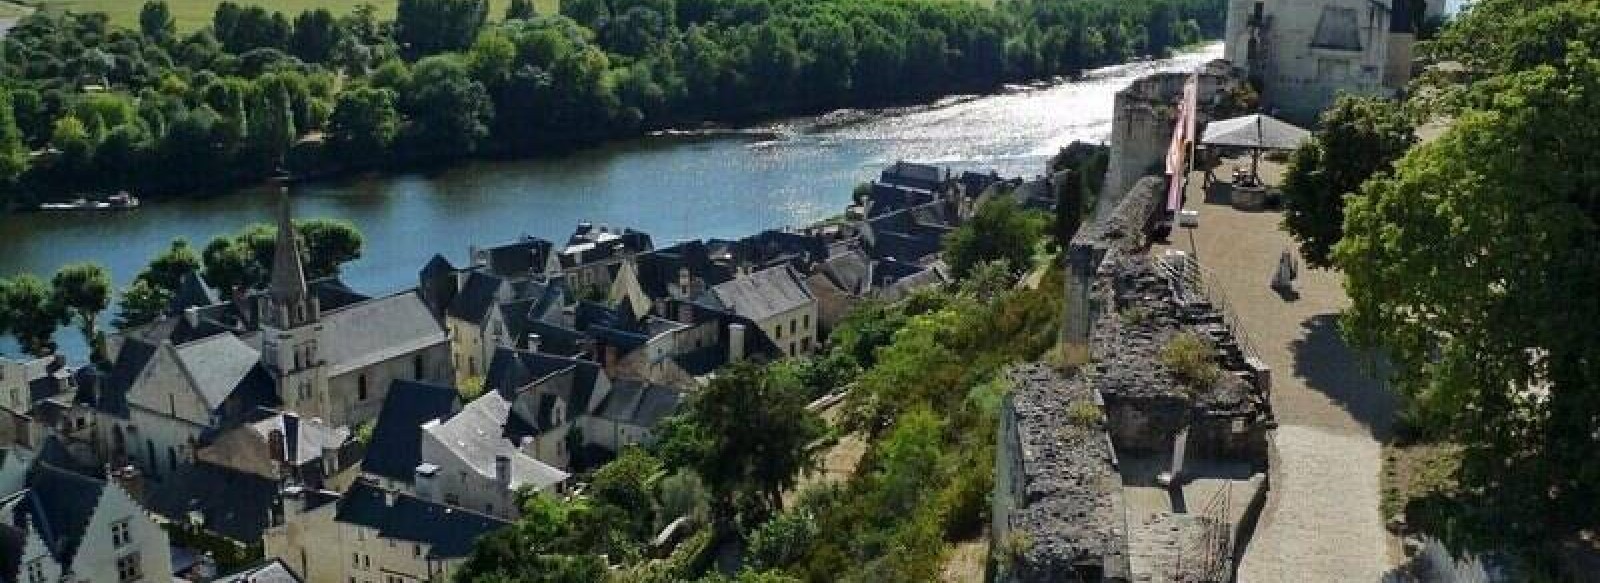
[19,463,108,566]
[175,334,262,411]
[335,481,510,558]
[426,391,569,490]
[320,291,448,377]
[448,271,509,324]
[362,380,460,483]
[706,264,813,322]
[596,381,682,429]
[249,413,350,466]
[213,559,302,583]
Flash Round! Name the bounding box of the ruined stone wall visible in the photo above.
[1100,62,1243,213]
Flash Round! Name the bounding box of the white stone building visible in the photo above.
[0,449,173,583]
[1225,0,1398,122]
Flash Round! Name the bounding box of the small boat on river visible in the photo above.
[37,192,140,211]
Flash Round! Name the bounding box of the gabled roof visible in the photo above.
[19,463,107,565]
[309,278,371,312]
[477,236,556,279]
[167,270,218,314]
[214,559,302,583]
[631,241,735,299]
[362,380,460,483]
[705,264,814,322]
[143,462,278,543]
[881,161,945,190]
[420,254,456,279]
[319,291,448,377]
[425,392,569,490]
[819,249,872,296]
[174,334,263,411]
[335,481,510,558]
[249,413,350,466]
[595,381,682,429]
[448,271,510,324]
[506,319,587,358]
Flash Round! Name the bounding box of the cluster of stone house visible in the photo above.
[0,160,981,582]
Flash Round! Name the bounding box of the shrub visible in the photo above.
[1066,400,1102,428]
[1161,332,1222,392]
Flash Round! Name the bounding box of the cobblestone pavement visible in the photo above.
[1159,161,1397,582]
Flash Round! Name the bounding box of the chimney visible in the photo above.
[321,444,339,480]
[183,306,200,328]
[526,333,542,353]
[414,463,439,501]
[728,323,746,363]
[677,267,692,297]
[493,454,512,487]
[383,488,398,507]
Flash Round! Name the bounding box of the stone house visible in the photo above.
[702,264,818,358]
[0,450,173,583]
[417,388,569,519]
[0,356,84,452]
[265,480,508,583]
[558,224,653,297]
[583,380,682,453]
[196,410,359,492]
[1225,0,1398,122]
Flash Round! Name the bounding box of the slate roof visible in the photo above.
[595,381,682,429]
[477,236,556,279]
[362,380,460,483]
[448,271,510,324]
[174,334,263,411]
[249,413,350,466]
[560,226,652,269]
[505,318,587,358]
[425,391,569,491]
[335,481,510,558]
[485,348,601,403]
[167,270,218,314]
[144,462,279,543]
[319,291,448,377]
[866,182,936,218]
[89,338,158,418]
[420,254,456,279]
[705,264,814,322]
[18,463,107,565]
[819,249,872,296]
[881,161,945,191]
[214,559,302,583]
[309,278,372,312]
[862,202,956,263]
[632,241,735,299]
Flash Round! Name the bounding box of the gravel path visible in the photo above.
[1159,160,1397,581]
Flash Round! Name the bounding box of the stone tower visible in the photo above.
[260,190,329,418]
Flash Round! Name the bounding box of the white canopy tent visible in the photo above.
[1201,114,1311,181]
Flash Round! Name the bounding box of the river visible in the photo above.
[0,43,1222,359]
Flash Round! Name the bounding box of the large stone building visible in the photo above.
[1224,0,1400,122]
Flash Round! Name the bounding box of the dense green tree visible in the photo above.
[50,263,112,352]
[1335,45,1600,528]
[589,447,663,540]
[941,197,1046,279]
[656,361,824,533]
[327,87,400,168]
[296,218,364,277]
[116,238,201,329]
[1281,95,1414,267]
[139,1,176,42]
[0,88,28,191]
[396,0,488,58]
[290,9,342,63]
[402,55,492,156]
[506,0,538,20]
[214,2,292,53]
[0,275,66,356]
[455,494,611,583]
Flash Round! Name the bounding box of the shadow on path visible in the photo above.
[1289,314,1397,440]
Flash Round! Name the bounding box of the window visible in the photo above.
[803,314,810,330]
[775,326,783,340]
[790,319,797,335]
[116,552,142,583]
[357,374,369,401]
[111,519,132,547]
[789,342,796,356]
[352,553,361,568]
[26,559,44,583]
[414,544,423,558]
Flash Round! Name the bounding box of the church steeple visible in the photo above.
[265,189,317,329]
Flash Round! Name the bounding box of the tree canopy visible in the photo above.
[1281,95,1415,267]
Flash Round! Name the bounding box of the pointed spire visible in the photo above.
[269,188,309,305]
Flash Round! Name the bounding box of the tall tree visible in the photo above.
[656,361,824,533]
[1281,95,1414,267]
[506,0,537,20]
[1,275,66,356]
[116,238,201,330]
[139,1,176,42]
[402,55,492,157]
[1335,46,1600,527]
[395,0,488,58]
[51,263,112,354]
[0,88,27,193]
[942,197,1045,279]
[290,9,342,63]
[327,87,400,168]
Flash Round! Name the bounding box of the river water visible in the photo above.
[0,43,1221,358]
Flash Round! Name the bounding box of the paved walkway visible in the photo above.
[1158,161,1397,582]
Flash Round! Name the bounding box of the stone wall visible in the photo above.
[993,364,1130,583]
[1100,62,1241,210]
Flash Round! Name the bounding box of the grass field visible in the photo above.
[24,0,559,31]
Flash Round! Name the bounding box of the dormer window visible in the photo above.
[27,559,45,583]
[111,518,132,547]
